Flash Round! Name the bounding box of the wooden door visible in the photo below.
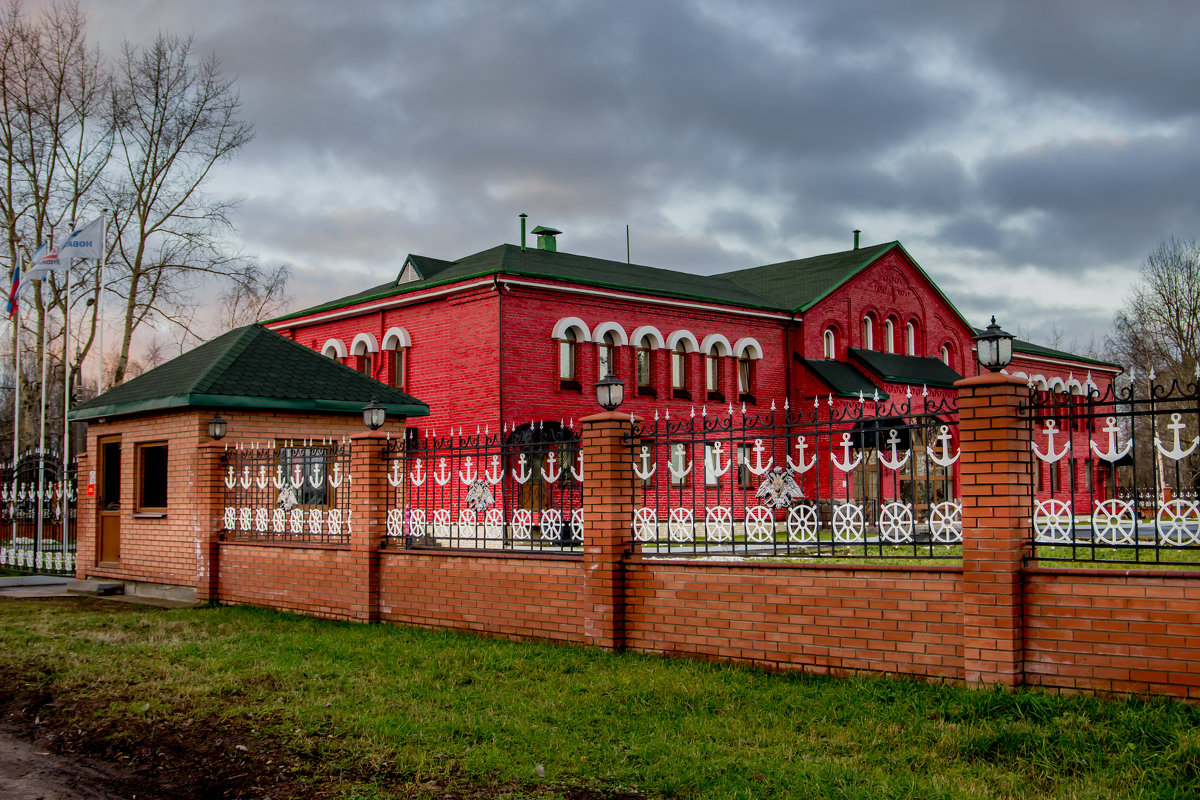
[98,437,121,563]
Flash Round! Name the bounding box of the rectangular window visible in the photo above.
[357,353,373,376]
[706,355,719,392]
[598,344,612,378]
[637,347,651,387]
[136,443,168,511]
[391,348,406,389]
[559,340,576,381]
[672,351,685,389]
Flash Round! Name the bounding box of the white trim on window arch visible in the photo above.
[590,321,628,346]
[905,320,917,356]
[1010,371,1028,380]
[629,325,665,349]
[1030,374,1049,390]
[732,337,763,358]
[700,333,732,355]
[321,338,348,359]
[351,332,379,356]
[381,327,411,350]
[551,316,591,342]
[666,329,700,352]
[823,328,836,359]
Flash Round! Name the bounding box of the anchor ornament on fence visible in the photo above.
[1090,417,1132,463]
[308,463,324,489]
[706,441,731,478]
[1032,419,1069,463]
[571,450,584,482]
[409,459,426,487]
[787,435,816,474]
[831,433,862,472]
[745,439,773,476]
[513,453,533,484]
[328,462,344,489]
[485,455,503,485]
[388,460,404,487]
[1155,413,1199,462]
[878,429,910,471]
[541,451,562,484]
[433,458,452,486]
[667,444,693,482]
[224,466,237,489]
[632,446,656,481]
[290,464,305,490]
[926,425,960,468]
[255,466,269,489]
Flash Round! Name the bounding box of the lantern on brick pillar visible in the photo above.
[974,316,1014,373]
[595,373,625,411]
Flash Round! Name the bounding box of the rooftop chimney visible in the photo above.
[519,213,528,251]
[531,225,562,252]
[853,229,861,250]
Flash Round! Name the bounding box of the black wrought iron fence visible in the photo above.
[0,453,77,574]
[220,440,353,545]
[629,396,961,558]
[384,423,582,552]
[1026,373,1200,566]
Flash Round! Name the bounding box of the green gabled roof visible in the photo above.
[796,356,889,400]
[403,254,454,282]
[718,242,896,312]
[272,244,781,322]
[972,330,1121,370]
[69,325,430,422]
[848,348,963,388]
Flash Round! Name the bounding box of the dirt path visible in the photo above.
[0,723,172,800]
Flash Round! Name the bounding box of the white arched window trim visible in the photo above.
[666,329,700,352]
[321,338,348,359]
[732,337,763,359]
[551,316,592,342]
[591,321,629,346]
[905,321,916,356]
[700,333,732,356]
[862,316,874,350]
[823,329,836,359]
[629,325,665,349]
[941,343,952,366]
[351,332,379,356]
[884,319,895,353]
[382,327,411,350]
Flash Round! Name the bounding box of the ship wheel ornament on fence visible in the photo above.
[1157,500,1200,546]
[745,506,775,543]
[669,508,694,542]
[1034,499,1073,543]
[787,505,818,542]
[705,506,733,541]
[1092,499,1136,545]
[633,507,657,541]
[928,502,962,543]
[879,502,914,543]
[511,509,533,540]
[832,502,865,542]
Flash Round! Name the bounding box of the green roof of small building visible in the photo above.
[718,242,897,312]
[70,324,430,422]
[848,348,964,388]
[796,356,889,400]
[984,332,1121,370]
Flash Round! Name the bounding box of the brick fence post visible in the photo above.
[581,411,636,649]
[349,429,391,623]
[196,441,227,603]
[955,373,1032,687]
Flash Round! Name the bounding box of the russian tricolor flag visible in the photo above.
[6,260,18,319]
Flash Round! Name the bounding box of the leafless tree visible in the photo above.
[217,260,293,330]
[104,32,254,384]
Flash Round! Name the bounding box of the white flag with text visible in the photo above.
[56,216,103,260]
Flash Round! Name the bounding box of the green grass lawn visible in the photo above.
[1,597,1198,799]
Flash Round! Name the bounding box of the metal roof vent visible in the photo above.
[531,225,561,252]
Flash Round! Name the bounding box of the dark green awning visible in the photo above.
[795,355,889,400]
[848,348,962,388]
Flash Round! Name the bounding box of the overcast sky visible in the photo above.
[69,0,1200,352]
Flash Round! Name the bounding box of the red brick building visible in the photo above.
[264,227,1121,500]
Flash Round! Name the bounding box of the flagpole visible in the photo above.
[36,272,48,558]
[97,208,106,395]
[62,254,70,558]
[10,286,18,548]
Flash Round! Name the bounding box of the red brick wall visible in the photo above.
[1023,568,1200,699]
[625,560,964,678]
[377,551,586,643]
[217,542,359,621]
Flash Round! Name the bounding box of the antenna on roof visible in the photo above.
[626,224,630,264]
[520,213,528,251]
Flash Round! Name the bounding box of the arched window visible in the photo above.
[636,335,654,393]
[823,328,836,359]
[941,343,951,367]
[738,344,759,399]
[391,344,406,389]
[672,341,690,396]
[862,315,874,350]
[598,331,617,378]
[884,319,895,353]
[706,343,726,398]
[559,328,578,382]
[905,321,916,356]
[351,335,378,377]
[382,328,411,390]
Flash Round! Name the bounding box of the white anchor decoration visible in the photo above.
[308,462,324,489]
[255,466,269,489]
[1089,416,1132,463]
[458,456,477,485]
[926,425,960,468]
[484,455,504,485]
[513,453,533,484]
[632,446,656,481]
[387,460,404,487]
[707,441,731,478]
[409,459,426,487]
[239,466,252,489]
[541,451,562,483]
[224,466,237,489]
[1155,413,1199,462]
[328,462,344,489]
[878,429,911,471]
[745,439,773,476]
[831,433,862,472]
[667,443,693,482]
[787,436,816,474]
[273,465,287,490]
[433,457,452,486]
[570,450,584,482]
[1032,419,1069,463]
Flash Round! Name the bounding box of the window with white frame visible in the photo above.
[884,319,895,353]
[905,321,916,356]
[636,335,654,390]
[559,328,578,382]
[823,328,836,359]
[598,331,617,378]
[862,315,874,350]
